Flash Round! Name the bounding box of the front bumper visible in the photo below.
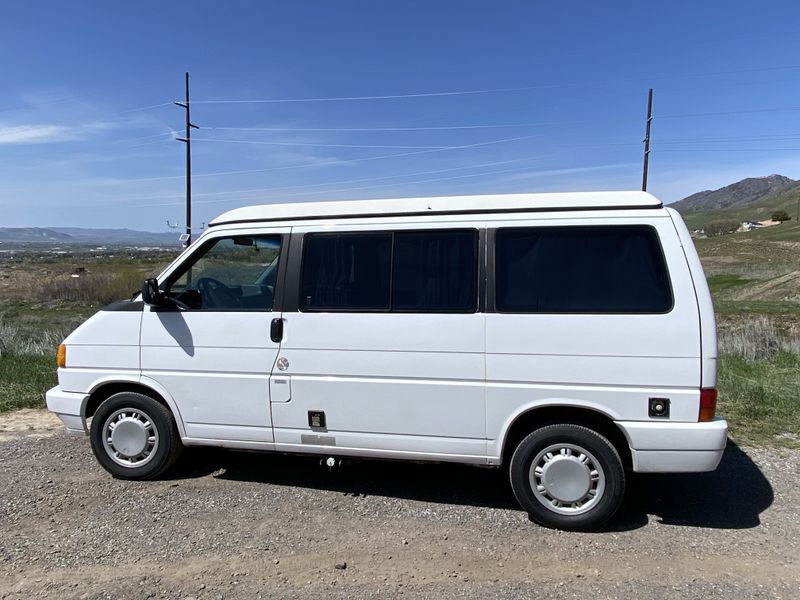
[616,417,728,473]
[45,386,88,436]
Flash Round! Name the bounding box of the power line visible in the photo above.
[658,133,800,143]
[655,147,800,152]
[658,106,800,119]
[119,101,175,113]
[191,138,455,150]
[190,86,549,104]
[244,162,636,203]
[114,135,548,186]
[126,155,550,202]
[140,161,634,207]
[206,124,529,132]
[188,64,800,105]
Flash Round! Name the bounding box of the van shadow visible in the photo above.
[156,311,195,356]
[614,441,774,530]
[168,440,773,531]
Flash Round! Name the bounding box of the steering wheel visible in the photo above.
[196,276,240,309]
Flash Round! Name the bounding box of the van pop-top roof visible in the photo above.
[209,191,662,226]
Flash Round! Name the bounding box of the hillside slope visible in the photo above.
[671,175,800,229]
[671,174,795,213]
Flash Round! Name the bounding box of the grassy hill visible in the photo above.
[693,219,800,329]
[672,179,800,230]
[666,174,800,327]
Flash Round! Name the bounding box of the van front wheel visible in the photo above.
[509,424,625,530]
[89,392,182,480]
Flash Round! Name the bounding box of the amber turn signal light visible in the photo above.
[699,388,717,422]
[56,344,66,368]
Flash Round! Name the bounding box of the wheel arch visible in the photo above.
[82,376,186,437]
[498,403,632,470]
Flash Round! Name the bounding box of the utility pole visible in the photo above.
[175,72,199,247]
[642,88,653,192]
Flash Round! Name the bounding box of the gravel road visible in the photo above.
[1,410,798,599]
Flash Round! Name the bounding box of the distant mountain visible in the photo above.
[0,227,181,246]
[0,227,74,243]
[670,174,800,229]
[671,174,797,213]
[50,227,181,245]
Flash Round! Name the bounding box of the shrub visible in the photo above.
[703,220,740,236]
[771,210,791,222]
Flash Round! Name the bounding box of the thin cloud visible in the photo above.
[0,124,72,144]
[0,120,124,145]
[494,162,640,183]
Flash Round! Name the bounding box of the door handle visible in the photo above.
[270,318,284,343]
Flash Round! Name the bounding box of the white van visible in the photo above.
[46,191,727,530]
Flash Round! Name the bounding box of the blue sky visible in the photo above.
[2,1,800,231]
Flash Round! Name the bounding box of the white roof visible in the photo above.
[209,191,662,226]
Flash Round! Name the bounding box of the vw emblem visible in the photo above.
[277,357,289,371]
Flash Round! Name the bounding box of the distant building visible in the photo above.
[737,221,762,232]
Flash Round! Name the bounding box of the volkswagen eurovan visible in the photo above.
[46,191,727,529]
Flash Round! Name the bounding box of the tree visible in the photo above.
[703,220,740,237]
[771,210,791,222]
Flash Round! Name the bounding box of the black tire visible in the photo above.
[509,424,625,530]
[89,391,183,480]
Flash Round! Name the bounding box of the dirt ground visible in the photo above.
[1,410,798,599]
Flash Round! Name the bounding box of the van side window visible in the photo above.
[495,225,672,313]
[166,235,282,310]
[300,229,477,312]
[392,230,477,311]
[301,233,392,310]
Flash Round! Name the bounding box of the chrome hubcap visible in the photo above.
[102,409,159,467]
[530,443,605,515]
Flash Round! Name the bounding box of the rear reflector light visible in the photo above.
[699,388,717,422]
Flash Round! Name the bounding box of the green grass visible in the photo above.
[706,274,752,294]
[0,353,56,412]
[717,352,800,449]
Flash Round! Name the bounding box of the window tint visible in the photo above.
[495,226,672,313]
[301,233,392,310]
[167,235,281,310]
[392,231,476,311]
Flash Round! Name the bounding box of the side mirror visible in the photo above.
[141,278,164,306]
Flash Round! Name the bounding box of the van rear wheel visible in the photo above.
[509,424,625,530]
[89,391,182,480]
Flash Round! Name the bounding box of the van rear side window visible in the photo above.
[495,225,673,313]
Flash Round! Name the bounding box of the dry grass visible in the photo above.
[7,270,142,306]
[718,317,800,360]
[41,271,141,305]
[0,320,68,356]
